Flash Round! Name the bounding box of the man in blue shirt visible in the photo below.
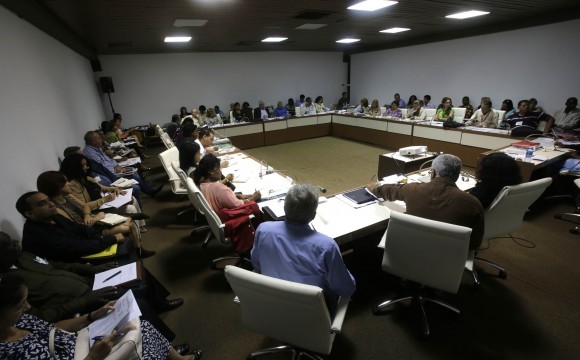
[251,184,356,315]
[505,99,552,129]
[83,131,161,196]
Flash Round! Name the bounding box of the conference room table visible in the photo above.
[218,148,477,247]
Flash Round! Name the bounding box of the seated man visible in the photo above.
[0,232,182,340]
[551,97,580,134]
[367,154,484,250]
[504,99,552,132]
[465,99,499,128]
[83,131,161,196]
[251,184,356,315]
[299,97,315,116]
[17,191,127,263]
[253,100,269,121]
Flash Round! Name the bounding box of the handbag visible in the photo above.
[218,201,264,253]
[48,317,142,360]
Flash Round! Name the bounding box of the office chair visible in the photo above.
[553,177,580,234]
[224,265,350,360]
[183,177,254,270]
[158,148,187,195]
[374,211,471,337]
[465,177,552,286]
[171,161,201,219]
[160,132,174,149]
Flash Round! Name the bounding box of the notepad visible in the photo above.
[82,244,118,259]
[511,141,540,149]
[342,187,377,205]
[98,213,129,226]
[93,262,142,290]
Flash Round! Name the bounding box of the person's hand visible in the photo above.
[111,188,126,196]
[106,193,117,202]
[87,332,114,360]
[91,300,116,320]
[84,287,119,307]
[225,173,234,182]
[93,212,105,221]
[366,181,378,194]
[114,166,124,173]
[251,191,261,201]
[221,160,229,168]
[114,234,125,243]
[84,214,95,227]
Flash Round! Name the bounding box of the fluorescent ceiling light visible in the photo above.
[380,27,410,33]
[262,37,288,43]
[164,36,191,43]
[446,10,490,19]
[336,38,361,43]
[348,0,398,12]
[173,19,208,27]
[296,23,327,30]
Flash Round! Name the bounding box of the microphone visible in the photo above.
[259,160,268,178]
[317,186,327,194]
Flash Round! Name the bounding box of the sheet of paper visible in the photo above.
[88,290,141,346]
[100,188,133,209]
[93,262,138,290]
[117,158,141,166]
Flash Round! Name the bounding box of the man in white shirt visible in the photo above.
[551,97,580,132]
[299,97,315,115]
[466,99,499,128]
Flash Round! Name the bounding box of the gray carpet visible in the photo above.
[140,137,580,360]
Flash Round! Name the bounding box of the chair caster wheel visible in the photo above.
[372,307,382,316]
[570,227,580,235]
[498,270,507,279]
[554,213,562,219]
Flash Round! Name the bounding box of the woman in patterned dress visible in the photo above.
[0,274,201,359]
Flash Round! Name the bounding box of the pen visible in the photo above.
[102,270,121,283]
[92,333,125,341]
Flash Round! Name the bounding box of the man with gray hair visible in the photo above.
[251,183,356,315]
[367,154,484,249]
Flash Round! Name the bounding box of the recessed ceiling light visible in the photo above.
[173,19,208,27]
[348,0,398,12]
[296,24,327,30]
[164,36,191,43]
[336,38,361,44]
[262,37,288,43]
[379,27,410,33]
[446,10,490,19]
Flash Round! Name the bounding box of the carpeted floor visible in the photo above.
[140,137,580,360]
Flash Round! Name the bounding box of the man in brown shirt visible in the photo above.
[367,154,484,250]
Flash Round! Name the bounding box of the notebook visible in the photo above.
[82,244,118,259]
[342,187,377,205]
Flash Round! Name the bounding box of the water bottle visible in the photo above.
[524,147,534,162]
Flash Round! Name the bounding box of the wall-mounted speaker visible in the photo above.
[99,77,115,93]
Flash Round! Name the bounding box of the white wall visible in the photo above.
[0,5,107,239]
[98,52,347,126]
[351,19,580,114]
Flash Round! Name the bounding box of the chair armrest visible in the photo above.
[330,296,350,334]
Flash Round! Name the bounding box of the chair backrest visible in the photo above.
[224,265,336,355]
[424,108,436,120]
[537,120,548,131]
[156,124,164,136]
[381,212,471,294]
[452,107,466,122]
[496,110,506,122]
[380,106,386,114]
[295,106,301,116]
[158,148,185,194]
[184,178,228,245]
[160,132,174,149]
[400,108,408,117]
[484,177,552,239]
[229,110,234,122]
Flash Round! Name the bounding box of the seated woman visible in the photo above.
[314,96,330,113]
[59,154,149,233]
[501,99,517,123]
[368,99,382,117]
[433,97,455,122]
[179,106,190,119]
[240,102,253,121]
[0,274,202,360]
[179,141,202,177]
[460,96,474,119]
[406,95,418,110]
[355,98,370,114]
[286,98,296,116]
[469,152,522,209]
[273,101,288,117]
[193,154,261,215]
[384,101,403,118]
[36,171,154,258]
[406,100,426,120]
[204,108,223,127]
[231,102,243,123]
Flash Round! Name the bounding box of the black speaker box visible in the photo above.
[99,77,115,93]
